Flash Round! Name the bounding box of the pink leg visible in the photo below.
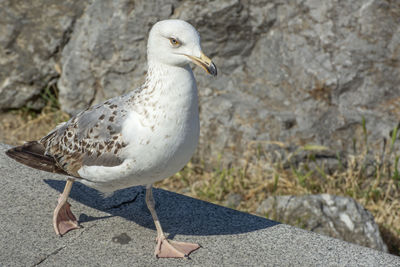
[53,178,80,236]
[146,185,200,258]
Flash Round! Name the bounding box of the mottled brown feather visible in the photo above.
[6,87,150,178]
[37,93,137,176]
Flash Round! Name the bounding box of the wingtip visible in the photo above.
[4,141,68,175]
[5,146,19,159]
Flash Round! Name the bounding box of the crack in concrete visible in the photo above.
[33,221,97,266]
[33,245,66,266]
[31,191,142,266]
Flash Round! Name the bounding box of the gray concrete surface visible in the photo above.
[1,142,399,266]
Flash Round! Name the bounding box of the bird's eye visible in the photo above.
[169,38,181,47]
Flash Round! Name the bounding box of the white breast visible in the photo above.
[78,64,199,192]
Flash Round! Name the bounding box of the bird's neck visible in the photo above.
[143,61,197,98]
[146,61,193,83]
[128,61,199,129]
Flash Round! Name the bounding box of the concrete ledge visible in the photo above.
[0,143,399,266]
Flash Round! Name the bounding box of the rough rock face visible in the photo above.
[2,0,400,166]
[256,194,388,252]
[56,0,400,166]
[0,0,91,110]
[57,0,177,113]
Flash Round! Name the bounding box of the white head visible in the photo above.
[147,19,217,76]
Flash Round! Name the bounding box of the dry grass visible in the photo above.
[156,142,400,255]
[0,83,69,145]
[0,106,69,145]
[1,103,399,255]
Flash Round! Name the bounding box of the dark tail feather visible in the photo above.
[6,141,67,175]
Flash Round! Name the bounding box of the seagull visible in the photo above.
[6,19,217,258]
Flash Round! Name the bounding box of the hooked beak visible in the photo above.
[186,52,217,76]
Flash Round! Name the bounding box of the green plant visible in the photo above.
[39,82,61,110]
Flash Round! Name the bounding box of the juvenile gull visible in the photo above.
[6,19,217,258]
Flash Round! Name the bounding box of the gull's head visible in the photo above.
[147,19,217,76]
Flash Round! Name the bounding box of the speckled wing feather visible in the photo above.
[40,94,132,177]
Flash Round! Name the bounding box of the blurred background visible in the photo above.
[1,0,399,255]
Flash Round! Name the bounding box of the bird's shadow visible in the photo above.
[44,179,278,237]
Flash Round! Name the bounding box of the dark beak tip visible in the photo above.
[210,62,217,77]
